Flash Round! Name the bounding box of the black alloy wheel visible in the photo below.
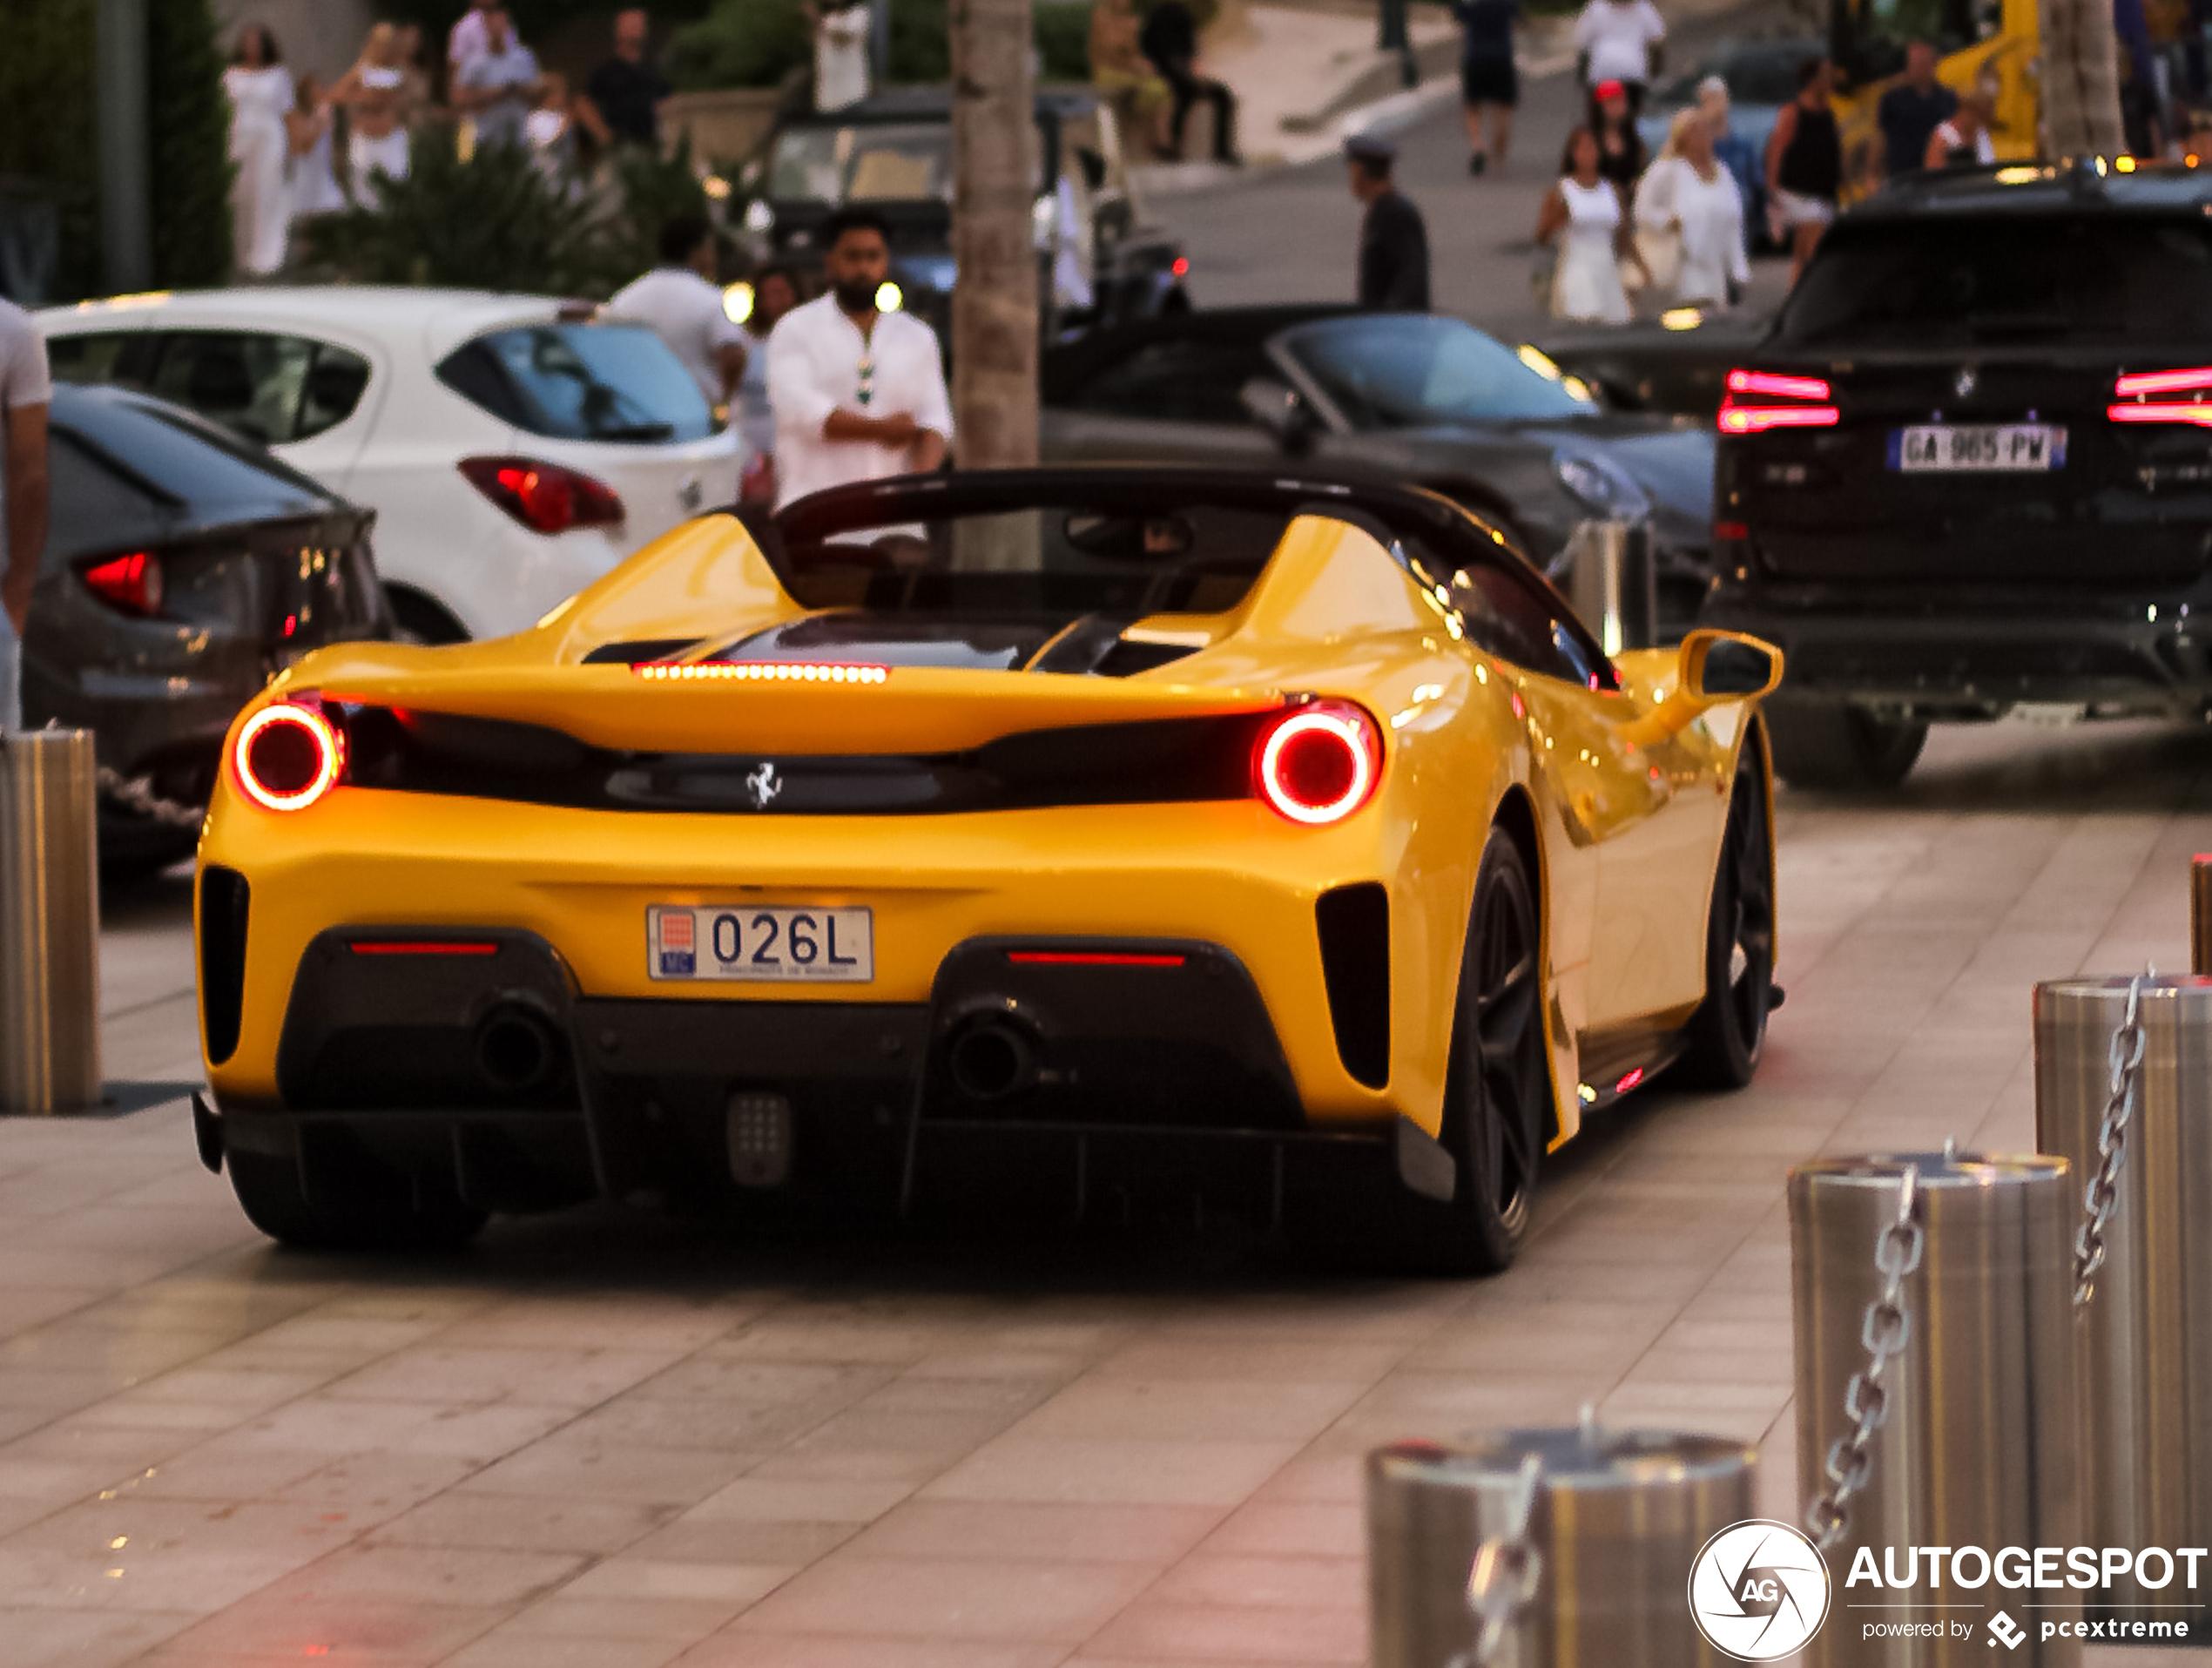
[1678,741,1777,1089]
[1389,827,1553,1275]
[227,1149,489,1252]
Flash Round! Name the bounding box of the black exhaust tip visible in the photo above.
[475,1004,561,1095]
[947,1016,1041,1102]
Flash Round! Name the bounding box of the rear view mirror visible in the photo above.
[1240,376,1316,454]
[1683,631,1783,701]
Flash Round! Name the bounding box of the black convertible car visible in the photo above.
[1705,161,2212,787]
[1042,307,1716,625]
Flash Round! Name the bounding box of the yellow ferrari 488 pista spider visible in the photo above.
[190,468,1780,1272]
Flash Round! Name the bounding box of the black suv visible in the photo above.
[1704,161,2212,787]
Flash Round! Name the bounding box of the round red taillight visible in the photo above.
[233,702,344,812]
[1256,702,1380,826]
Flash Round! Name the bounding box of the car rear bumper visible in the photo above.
[1702,584,2212,717]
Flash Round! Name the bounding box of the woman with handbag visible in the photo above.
[1635,109,1749,309]
[1536,126,1647,323]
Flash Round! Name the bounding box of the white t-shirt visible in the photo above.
[448,6,494,71]
[816,4,871,111]
[609,267,751,407]
[1575,0,1665,86]
[459,40,541,150]
[766,293,953,508]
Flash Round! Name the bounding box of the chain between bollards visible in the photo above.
[1804,1164,1923,1553]
[2073,969,2149,1309]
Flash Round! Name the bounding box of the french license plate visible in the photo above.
[649,905,873,982]
[1891,423,2067,472]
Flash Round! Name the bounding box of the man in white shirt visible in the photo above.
[455,7,543,151]
[0,297,51,733]
[1574,0,1664,110]
[767,206,952,508]
[448,1,496,77]
[610,215,751,410]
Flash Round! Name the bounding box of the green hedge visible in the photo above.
[0,0,231,301]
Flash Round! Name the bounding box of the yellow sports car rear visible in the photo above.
[192,468,1780,1272]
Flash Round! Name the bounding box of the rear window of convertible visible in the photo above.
[437,322,717,443]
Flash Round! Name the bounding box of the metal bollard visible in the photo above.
[1561,519,1659,658]
[2193,856,2212,975]
[0,731,104,1113]
[2036,975,2212,1631]
[1791,1153,2080,1666]
[1368,1423,1756,1667]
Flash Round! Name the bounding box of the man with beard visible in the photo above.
[767,206,954,507]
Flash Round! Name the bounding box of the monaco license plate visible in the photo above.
[1891,423,2067,472]
[649,905,873,982]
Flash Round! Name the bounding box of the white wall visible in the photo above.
[211,0,376,81]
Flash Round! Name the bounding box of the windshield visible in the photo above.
[1776,215,2212,347]
[1280,315,1597,428]
[769,122,952,204]
[436,323,715,443]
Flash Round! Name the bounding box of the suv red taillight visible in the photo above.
[1717,368,1839,434]
[459,457,625,534]
[233,702,344,812]
[1255,701,1381,826]
[79,550,165,616]
[2109,366,2212,426]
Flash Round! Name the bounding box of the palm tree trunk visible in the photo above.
[949,0,1039,469]
[2040,0,2126,156]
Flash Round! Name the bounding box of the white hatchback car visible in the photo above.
[40,288,743,643]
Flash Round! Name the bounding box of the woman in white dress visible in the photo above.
[285,74,347,221]
[331,24,411,203]
[1536,126,1645,323]
[1635,108,1749,309]
[223,25,294,276]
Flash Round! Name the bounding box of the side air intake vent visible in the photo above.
[199,866,251,1065]
[1316,882,1388,1089]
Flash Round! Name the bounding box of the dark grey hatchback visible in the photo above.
[28,385,386,869]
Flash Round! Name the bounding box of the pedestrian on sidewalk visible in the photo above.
[767,207,953,508]
[1635,109,1748,309]
[1874,41,1956,181]
[285,74,347,223]
[1141,0,1241,165]
[1574,0,1664,113]
[0,296,50,733]
[806,1,872,113]
[1454,0,1521,175]
[1766,56,1841,283]
[223,24,294,278]
[1089,0,1172,158]
[583,9,671,149]
[738,264,801,505]
[333,24,411,201]
[1925,88,1996,168]
[610,215,752,413]
[1346,134,1430,312]
[454,7,543,153]
[1590,79,1646,196]
[1536,126,1643,323]
[1699,76,1762,227]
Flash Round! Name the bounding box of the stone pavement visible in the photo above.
[4,717,2212,1666]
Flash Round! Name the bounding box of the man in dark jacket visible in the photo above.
[1348,133,1430,310]
[1140,0,1240,162]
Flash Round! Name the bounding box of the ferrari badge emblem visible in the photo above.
[1953,367,1977,399]
[745,762,781,810]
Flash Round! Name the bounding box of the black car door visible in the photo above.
[1041,334,1282,467]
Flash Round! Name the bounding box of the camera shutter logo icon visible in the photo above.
[1687,1519,1831,1661]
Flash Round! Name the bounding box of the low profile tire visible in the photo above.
[1384,827,1554,1275]
[1764,699,1926,790]
[385,586,471,646]
[227,1150,488,1252]
[1676,741,1777,1090]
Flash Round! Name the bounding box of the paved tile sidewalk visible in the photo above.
[3,719,2210,1665]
